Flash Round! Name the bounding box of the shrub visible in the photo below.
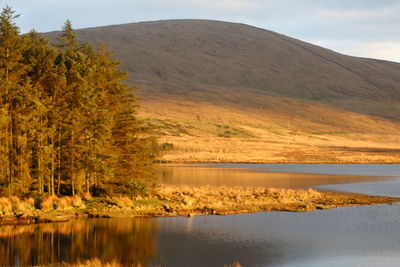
[11,197,34,214]
[71,196,85,208]
[38,195,86,211]
[40,196,59,211]
[81,192,93,201]
[124,180,149,198]
[113,197,134,208]
[161,142,174,151]
[0,197,35,216]
[90,185,109,197]
[0,198,12,216]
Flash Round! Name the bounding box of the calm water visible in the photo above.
[1,164,400,267]
[157,163,399,188]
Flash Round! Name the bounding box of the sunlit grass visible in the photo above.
[0,197,34,216]
[62,258,243,267]
[63,259,138,267]
[139,93,400,164]
[0,185,398,222]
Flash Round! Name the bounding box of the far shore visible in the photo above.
[1,184,399,225]
[157,135,400,164]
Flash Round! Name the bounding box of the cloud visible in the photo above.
[311,38,400,62]
[314,6,396,20]
[346,42,400,62]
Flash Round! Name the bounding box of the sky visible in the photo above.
[2,0,400,62]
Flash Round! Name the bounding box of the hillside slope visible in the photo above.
[47,20,400,163]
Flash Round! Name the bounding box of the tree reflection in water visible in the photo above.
[0,218,159,266]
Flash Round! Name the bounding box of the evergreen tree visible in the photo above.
[0,7,159,197]
[0,6,27,194]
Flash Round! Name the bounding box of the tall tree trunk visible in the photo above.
[5,118,10,194]
[57,125,62,195]
[5,49,12,194]
[38,114,44,194]
[50,132,55,196]
[71,128,75,196]
[8,114,14,194]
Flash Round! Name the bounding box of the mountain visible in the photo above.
[46,20,400,163]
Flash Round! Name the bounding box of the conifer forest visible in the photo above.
[0,7,158,197]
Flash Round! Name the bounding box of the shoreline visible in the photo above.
[158,160,400,164]
[1,185,399,225]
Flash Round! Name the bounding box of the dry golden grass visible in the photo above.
[112,196,135,208]
[1,184,399,224]
[139,95,400,163]
[159,134,400,163]
[62,259,132,267]
[0,195,87,219]
[40,195,86,211]
[150,184,399,214]
[155,185,323,209]
[62,258,241,267]
[224,262,242,267]
[0,197,34,216]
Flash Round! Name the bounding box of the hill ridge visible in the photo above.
[46,19,400,163]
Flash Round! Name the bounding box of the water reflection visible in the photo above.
[157,164,392,188]
[2,165,400,267]
[0,218,158,266]
[2,204,400,267]
[155,202,400,267]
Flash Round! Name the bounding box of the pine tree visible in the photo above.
[21,31,60,195]
[0,6,28,194]
[0,8,159,197]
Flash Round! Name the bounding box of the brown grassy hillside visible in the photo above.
[46,20,400,163]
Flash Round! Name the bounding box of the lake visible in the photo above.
[156,163,398,188]
[1,164,400,267]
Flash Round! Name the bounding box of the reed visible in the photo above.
[40,195,86,211]
[63,258,242,267]
[0,197,34,216]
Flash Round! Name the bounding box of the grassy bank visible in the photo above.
[0,185,399,224]
[62,258,242,267]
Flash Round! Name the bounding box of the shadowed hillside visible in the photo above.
[47,20,400,163]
